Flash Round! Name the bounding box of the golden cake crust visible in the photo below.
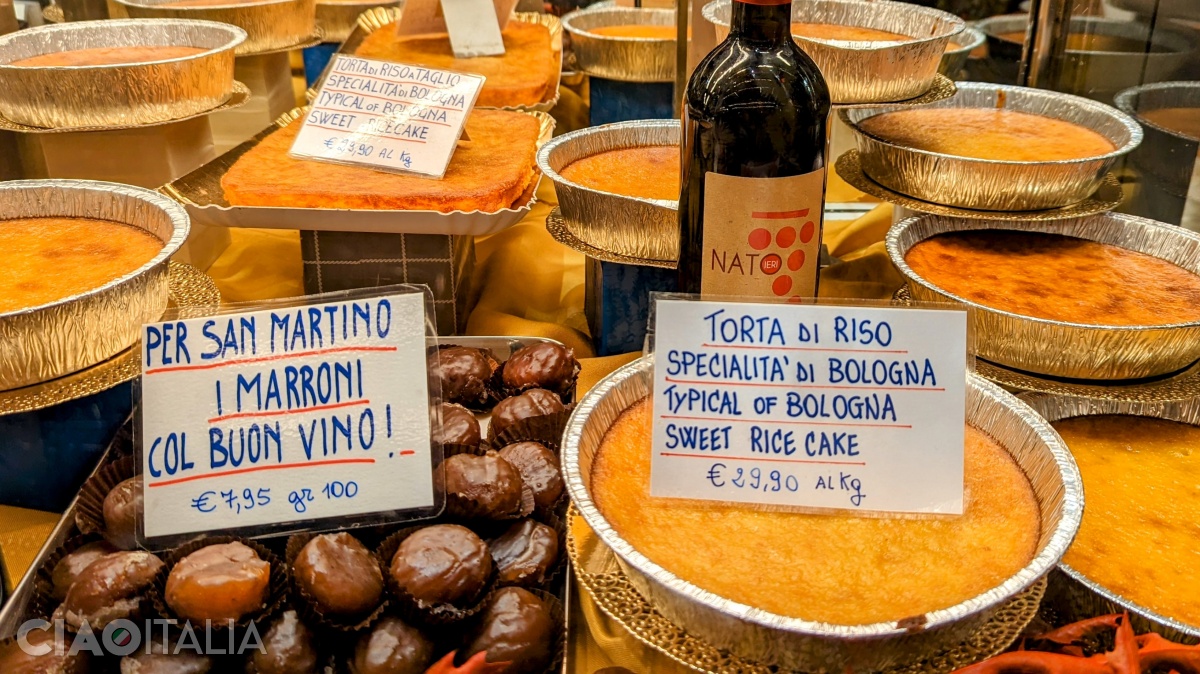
[590,398,1041,625]
[790,22,910,41]
[221,109,540,212]
[560,146,679,201]
[11,46,208,67]
[353,21,556,109]
[905,231,1200,327]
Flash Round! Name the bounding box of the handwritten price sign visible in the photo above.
[650,299,968,515]
[139,291,438,544]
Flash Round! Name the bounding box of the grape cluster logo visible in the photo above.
[741,210,818,301]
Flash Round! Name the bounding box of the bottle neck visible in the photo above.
[729,0,792,43]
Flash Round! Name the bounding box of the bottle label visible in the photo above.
[700,169,825,300]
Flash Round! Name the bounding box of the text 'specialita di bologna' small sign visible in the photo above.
[650,298,968,515]
[139,293,435,541]
[291,56,484,179]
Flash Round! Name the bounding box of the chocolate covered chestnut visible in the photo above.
[292,533,383,618]
[435,347,497,408]
[498,442,563,511]
[388,525,492,607]
[439,452,526,520]
[1,629,90,674]
[501,343,578,397]
[489,520,559,587]
[490,390,563,439]
[349,617,434,674]
[463,587,555,674]
[165,542,271,623]
[249,610,319,674]
[103,476,143,550]
[433,403,482,449]
[61,550,163,629]
[120,641,212,674]
[50,540,118,601]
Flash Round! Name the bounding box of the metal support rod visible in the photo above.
[1020,0,1072,89]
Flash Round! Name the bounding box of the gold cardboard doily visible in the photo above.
[567,507,1045,674]
[0,262,221,416]
[836,151,1123,220]
[833,74,957,110]
[0,81,252,134]
[42,4,64,21]
[892,285,1200,401]
[547,208,676,269]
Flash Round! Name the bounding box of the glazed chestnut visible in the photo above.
[490,390,563,439]
[62,550,163,629]
[1,629,89,674]
[501,343,578,397]
[490,520,559,587]
[165,542,271,623]
[103,476,143,550]
[349,616,434,674]
[292,533,383,618]
[389,525,492,607]
[498,442,563,511]
[249,610,319,674]
[120,641,212,674]
[464,587,555,674]
[435,346,497,407]
[433,403,482,449]
[440,452,526,520]
[50,540,118,601]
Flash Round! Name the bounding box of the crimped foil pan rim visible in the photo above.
[536,118,679,210]
[839,82,1143,167]
[700,0,963,51]
[0,180,190,320]
[562,6,675,42]
[563,356,1082,640]
[979,14,1199,56]
[885,213,1200,333]
[0,18,248,70]
[1113,80,1200,140]
[944,25,985,55]
[116,0,296,10]
[1020,393,1200,640]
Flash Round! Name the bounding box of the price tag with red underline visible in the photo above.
[290,55,484,179]
[137,288,441,547]
[649,298,968,515]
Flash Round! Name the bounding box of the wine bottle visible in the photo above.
[677,0,831,299]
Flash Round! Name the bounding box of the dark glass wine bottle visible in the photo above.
[677,0,831,299]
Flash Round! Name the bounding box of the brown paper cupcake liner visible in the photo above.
[107,419,135,458]
[29,532,118,624]
[0,633,92,674]
[486,404,576,453]
[150,536,289,636]
[435,344,502,412]
[485,514,566,592]
[243,607,346,673]
[284,532,388,634]
[492,358,580,404]
[439,441,489,460]
[375,525,498,628]
[74,455,139,546]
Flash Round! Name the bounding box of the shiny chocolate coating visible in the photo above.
[440,452,525,520]
[1,630,89,674]
[433,403,482,449]
[490,390,563,439]
[498,443,563,511]
[63,550,163,628]
[490,520,559,587]
[250,610,319,674]
[103,476,143,550]
[435,347,496,407]
[389,525,492,607]
[165,542,271,623]
[120,642,212,674]
[502,343,577,396]
[349,616,434,674]
[464,587,555,674]
[293,533,383,618]
[50,540,118,601]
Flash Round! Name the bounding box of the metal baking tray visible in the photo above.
[562,7,675,83]
[537,119,678,264]
[562,356,1082,672]
[0,19,244,129]
[0,180,190,392]
[701,0,963,104]
[1022,393,1200,644]
[114,0,315,56]
[840,82,1142,212]
[887,212,1200,380]
[162,107,554,235]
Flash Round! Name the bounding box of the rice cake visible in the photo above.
[221,108,540,212]
[353,21,556,109]
[560,146,680,201]
[10,45,208,67]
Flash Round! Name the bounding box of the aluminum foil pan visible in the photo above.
[0,19,245,130]
[315,0,396,43]
[1114,81,1200,192]
[562,7,675,83]
[0,180,190,391]
[1021,394,1200,644]
[562,357,1083,672]
[164,107,555,235]
[1110,0,1200,21]
[701,0,963,104]
[888,213,1200,380]
[938,26,983,78]
[115,0,314,55]
[841,82,1142,211]
[538,119,678,263]
[329,7,563,112]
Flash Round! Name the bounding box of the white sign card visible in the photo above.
[291,56,484,179]
[395,0,517,37]
[139,291,438,544]
[650,298,968,515]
